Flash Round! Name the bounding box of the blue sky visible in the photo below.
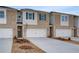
[10,6,79,15]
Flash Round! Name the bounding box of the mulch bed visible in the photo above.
[53,37,79,45]
[12,39,45,53]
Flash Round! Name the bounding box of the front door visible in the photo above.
[50,27,53,37]
[17,26,22,38]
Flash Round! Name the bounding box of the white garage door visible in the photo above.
[56,29,72,37]
[0,28,13,38]
[26,29,47,37]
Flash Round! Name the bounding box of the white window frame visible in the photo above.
[39,14,46,21]
[0,9,6,24]
[26,12,34,20]
[60,15,69,26]
[23,11,37,25]
[17,12,22,22]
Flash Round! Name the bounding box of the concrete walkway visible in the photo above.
[0,38,13,53]
[27,37,79,53]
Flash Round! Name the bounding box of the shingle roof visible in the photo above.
[50,11,79,16]
[21,8,48,13]
[0,6,17,10]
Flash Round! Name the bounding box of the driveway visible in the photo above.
[0,38,13,53]
[27,37,79,53]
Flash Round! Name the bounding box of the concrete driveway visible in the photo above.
[0,38,13,53]
[27,37,79,53]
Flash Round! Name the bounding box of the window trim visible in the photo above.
[39,13,46,21]
[26,12,35,20]
[0,9,6,24]
[60,15,69,26]
[0,11,4,18]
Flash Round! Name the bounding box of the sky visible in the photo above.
[10,6,79,15]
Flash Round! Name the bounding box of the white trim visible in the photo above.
[26,12,34,20]
[17,12,22,23]
[60,15,69,26]
[0,9,7,24]
[23,11,37,25]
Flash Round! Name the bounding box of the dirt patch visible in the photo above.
[64,40,79,45]
[12,39,45,53]
[15,39,30,44]
[19,45,33,49]
[53,37,79,45]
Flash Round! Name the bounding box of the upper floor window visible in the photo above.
[0,11,4,18]
[39,14,46,21]
[0,10,6,24]
[26,12,34,20]
[61,15,68,22]
[61,15,69,26]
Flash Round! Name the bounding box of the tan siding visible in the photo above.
[54,14,60,26]
[22,10,49,38]
[0,9,17,37]
[51,13,74,27]
[69,15,74,27]
[37,12,49,28]
[50,13,75,37]
[22,10,49,28]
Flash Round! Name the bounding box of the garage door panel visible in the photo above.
[0,29,13,38]
[56,29,72,37]
[26,29,47,37]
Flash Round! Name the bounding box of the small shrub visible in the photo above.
[13,36,17,39]
[68,37,71,40]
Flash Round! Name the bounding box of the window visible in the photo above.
[39,14,46,21]
[29,13,33,19]
[61,15,69,26]
[61,15,68,22]
[0,11,4,18]
[26,12,28,19]
[26,12,34,20]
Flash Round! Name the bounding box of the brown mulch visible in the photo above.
[66,40,79,45]
[12,39,45,53]
[53,37,79,45]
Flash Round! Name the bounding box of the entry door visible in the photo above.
[50,27,53,37]
[17,26,22,38]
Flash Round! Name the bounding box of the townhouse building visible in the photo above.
[17,9,49,38]
[0,6,78,40]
